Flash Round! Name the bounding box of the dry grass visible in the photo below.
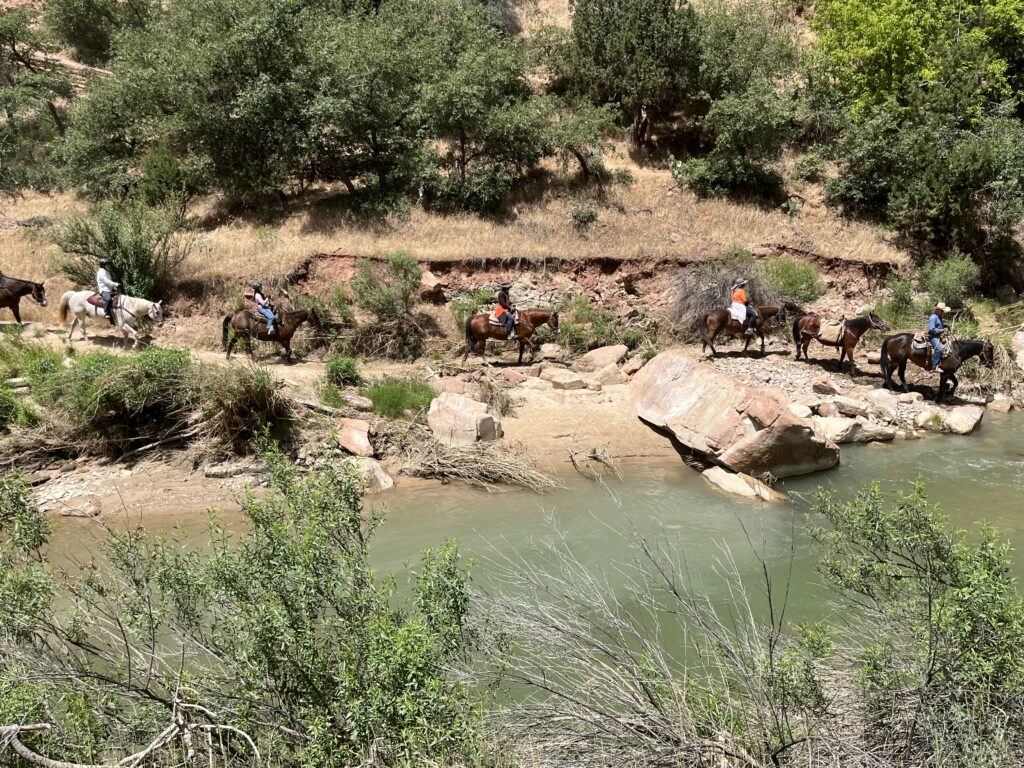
[1,155,908,329]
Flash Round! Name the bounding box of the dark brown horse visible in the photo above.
[699,305,786,356]
[880,334,994,403]
[792,312,889,374]
[222,307,317,362]
[463,308,560,364]
[0,273,47,324]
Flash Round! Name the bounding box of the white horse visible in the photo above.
[59,291,164,348]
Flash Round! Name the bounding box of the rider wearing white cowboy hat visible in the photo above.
[927,301,952,370]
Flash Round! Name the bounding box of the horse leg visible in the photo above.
[226,336,235,360]
[11,304,21,325]
[759,331,766,355]
[936,373,947,403]
[846,343,856,376]
[898,361,909,393]
[283,341,292,363]
[946,372,959,402]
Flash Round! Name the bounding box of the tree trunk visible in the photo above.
[630,105,649,147]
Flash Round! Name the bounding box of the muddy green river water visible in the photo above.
[50,413,1024,624]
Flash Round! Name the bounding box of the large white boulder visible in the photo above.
[351,457,394,493]
[427,392,503,446]
[942,405,985,435]
[573,344,629,373]
[540,368,587,390]
[813,416,896,444]
[702,467,788,503]
[631,350,839,478]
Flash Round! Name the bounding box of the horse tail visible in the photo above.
[879,336,890,381]
[222,314,232,349]
[791,315,802,348]
[464,315,477,354]
[58,292,70,326]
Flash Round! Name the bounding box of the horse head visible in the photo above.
[32,282,47,307]
[548,309,560,334]
[308,306,322,328]
[980,339,996,368]
[867,311,890,332]
[774,305,786,324]
[149,300,165,327]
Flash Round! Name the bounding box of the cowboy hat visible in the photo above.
[98,257,111,265]
[498,281,513,289]
[934,301,952,313]
[732,278,748,287]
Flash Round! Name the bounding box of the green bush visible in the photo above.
[360,378,436,419]
[325,355,363,388]
[921,251,981,310]
[886,276,915,314]
[0,386,35,429]
[0,443,481,766]
[52,203,192,298]
[764,257,824,303]
[199,364,295,452]
[349,252,425,360]
[450,288,495,328]
[792,153,825,182]
[571,199,599,230]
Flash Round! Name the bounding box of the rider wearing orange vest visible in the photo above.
[730,279,757,336]
[494,281,517,340]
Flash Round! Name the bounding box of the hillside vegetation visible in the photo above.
[2,0,1023,312]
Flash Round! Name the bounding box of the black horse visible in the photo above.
[880,333,995,403]
[0,273,47,324]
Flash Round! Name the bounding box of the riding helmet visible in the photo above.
[98,257,111,266]
[251,281,262,290]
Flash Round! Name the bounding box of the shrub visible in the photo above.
[886,276,915,314]
[764,257,824,303]
[450,288,495,328]
[0,386,35,429]
[921,251,980,309]
[325,355,362,388]
[570,199,599,230]
[792,153,825,182]
[0,443,481,766]
[52,203,192,298]
[556,295,630,353]
[360,378,436,419]
[349,252,425,360]
[198,364,295,452]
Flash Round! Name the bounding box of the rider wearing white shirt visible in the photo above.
[96,258,119,325]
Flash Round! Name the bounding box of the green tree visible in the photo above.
[547,0,696,145]
[0,9,71,194]
[43,0,155,65]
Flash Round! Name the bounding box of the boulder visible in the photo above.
[352,457,394,493]
[528,364,542,377]
[432,377,467,395]
[996,284,1019,304]
[987,393,1013,413]
[623,356,646,376]
[540,343,564,361]
[914,408,943,431]
[427,392,503,446]
[342,393,374,411]
[58,493,101,517]
[813,416,896,444]
[943,405,985,435]
[816,402,838,418]
[1013,332,1024,372]
[501,369,528,386]
[831,396,869,418]
[865,350,882,365]
[898,392,924,404]
[702,467,788,503]
[631,350,839,479]
[864,388,899,422]
[573,344,628,373]
[811,376,841,396]
[591,362,628,386]
[337,418,373,457]
[540,368,586,390]
[419,270,447,303]
[788,403,813,419]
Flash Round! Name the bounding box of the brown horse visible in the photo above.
[792,312,889,374]
[463,308,560,364]
[880,334,994,403]
[222,307,317,362]
[699,305,786,356]
[0,273,47,324]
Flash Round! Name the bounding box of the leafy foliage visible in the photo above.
[0,9,71,194]
[52,203,191,298]
[360,377,436,419]
[347,252,425,360]
[325,355,363,388]
[921,251,981,310]
[813,482,1024,764]
[764,257,824,303]
[0,444,481,767]
[43,0,155,65]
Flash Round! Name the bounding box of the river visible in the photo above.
[48,413,1024,623]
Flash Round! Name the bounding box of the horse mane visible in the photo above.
[953,338,985,356]
[846,315,872,331]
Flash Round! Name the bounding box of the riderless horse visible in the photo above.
[0,273,47,324]
[880,333,995,403]
[222,307,318,362]
[59,290,164,348]
[792,312,889,374]
[699,305,786,356]
[464,308,560,364]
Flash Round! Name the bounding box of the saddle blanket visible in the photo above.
[729,302,746,323]
[817,321,844,345]
[488,310,519,327]
[913,335,950,357]
[86,293,120,309]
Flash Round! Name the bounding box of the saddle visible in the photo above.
[87,292,120,309]
[488,309,519,328]
[913,333,950,358]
